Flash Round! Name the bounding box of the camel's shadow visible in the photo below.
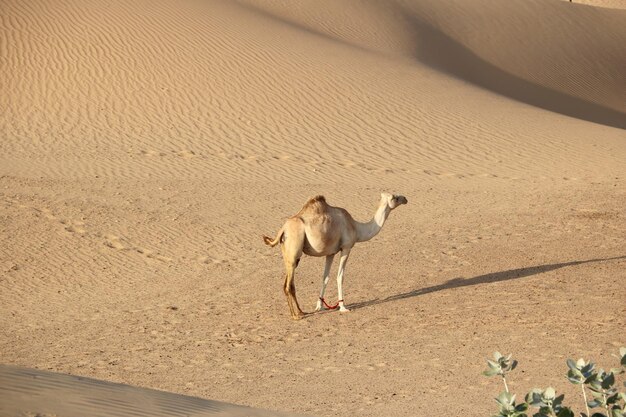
[348,255,626,311]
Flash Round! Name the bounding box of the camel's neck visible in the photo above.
[355,200,391,243]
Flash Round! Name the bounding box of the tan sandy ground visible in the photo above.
[1,0,625,416]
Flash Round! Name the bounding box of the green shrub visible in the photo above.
[483,347,626,417]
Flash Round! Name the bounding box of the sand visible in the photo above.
[1,0,625,416]
[0,365,308,417]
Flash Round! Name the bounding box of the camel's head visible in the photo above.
[381,192,408,209]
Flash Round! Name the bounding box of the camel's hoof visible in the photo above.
[339,307,350,313]
[292,312,305,320]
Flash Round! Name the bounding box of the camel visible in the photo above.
[263,192,408,319]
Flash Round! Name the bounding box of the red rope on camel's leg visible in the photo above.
[320,298,343,310]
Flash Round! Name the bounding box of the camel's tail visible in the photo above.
[262,228,284,247]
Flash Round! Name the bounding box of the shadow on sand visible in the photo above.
[402,12,626,130]
[348,255,626,311]
[239,2,626,130]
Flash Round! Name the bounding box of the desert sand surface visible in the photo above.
[1,0,625,416]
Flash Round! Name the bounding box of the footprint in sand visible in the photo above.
[104,234,126,250]
[104,234,172,262]
[135,247,173,262]
[175,150,196,159]
[60,219,86,235]
[36,207,57,220]
[196,255,228,265]
[139,150,167,157]
[32,206,87,235]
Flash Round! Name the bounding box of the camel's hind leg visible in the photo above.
[280,218,305,320]
[284,265,305,319]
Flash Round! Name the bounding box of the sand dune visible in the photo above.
[1,0,625,416]
[2,0,625,182]
[0,365,307,417]
[241,0,626,123]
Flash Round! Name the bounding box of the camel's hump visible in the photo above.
[297,195,328,215]
[307,195,326,205]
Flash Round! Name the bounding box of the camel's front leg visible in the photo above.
[315,254,335,311]
[336,248,351,312]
